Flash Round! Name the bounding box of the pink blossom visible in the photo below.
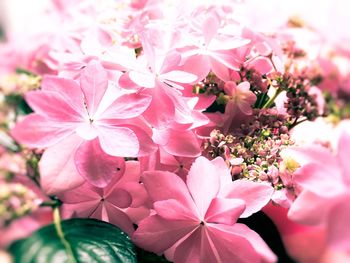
[11,61,155,189]
[222,81,257,132]
[133,156,276,263]
[285,128,350,252]
[179,13,250,81]
[59,161,148,235]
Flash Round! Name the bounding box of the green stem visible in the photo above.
[262,88,283,109]
[53,206,76,263]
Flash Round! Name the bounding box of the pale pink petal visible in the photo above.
[154,199,199,222]
[39,134,85,195]
[187,157,220,218]
[205,198,245,225]
[98,126,139,157]
[209,37,251,51]
[99,93,152,119]
[11,114,76,148]
[142,171,196,211]
[221,180,273,218]
[74,139,125,187]
[210,157,232,187]
[75,122,99,140]
[210,51,240,71]
[129,70,156,88]
[203,16,220,46]
[160,70,197,84]
[132,215,198,254]
[159,51,182,74]
[80,61,108,116]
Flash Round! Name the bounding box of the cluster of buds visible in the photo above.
[270,72,322,124]
[203,109,294,190]
[0,182,40,227]
[0,70,41,96]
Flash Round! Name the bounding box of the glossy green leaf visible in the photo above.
[9,218,137,263]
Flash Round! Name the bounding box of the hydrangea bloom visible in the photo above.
[133,156,276,263]
[11,61,156,189]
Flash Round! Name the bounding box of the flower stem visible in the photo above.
[262,88,283,109]
[53,206,76,263]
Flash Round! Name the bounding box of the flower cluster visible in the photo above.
[0,0,350,262]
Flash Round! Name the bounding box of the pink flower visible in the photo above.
[11,61,155,189]
[59,161,148,235]
[222,81,256,132]
[133,156,276,263]
[179,13,250,81]
[285,127,350,252]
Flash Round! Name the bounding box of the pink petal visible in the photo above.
[59,184,101,204]
[106,188,132,208]
[160,70,197,84]
[180,54,211,82]
[209,57,230,81]
[173,228,202,263]
[74,139,125,187]
[26,90,82,121]
[159,51,182,74]
[132,215,198,254]
[142,85,175,129]
[327,198,350,251]
[206,223,262,263]
[293,163,345,197]
[118,182,147,208]
[154,199,199,222]
[187,157,220,218]
[288,190,338,225]
[221,180,273,218]
[210,50,241,71]
[337,131,350,185]
[218,223,277,263]
[97,125,139,157]
[100,93,152,119]
[161,129,202,158]
[105,202,135,236]
[129,70,155,88]
[41,75,85,116]
[205,198,245,225]
[248,56,274,75]
[203,15,220,46]
[142,171,196,211]
[11,114,76,148]
[39,134,85,195]
[80,61,108,116]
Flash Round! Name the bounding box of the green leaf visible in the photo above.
[9,218,137,263]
